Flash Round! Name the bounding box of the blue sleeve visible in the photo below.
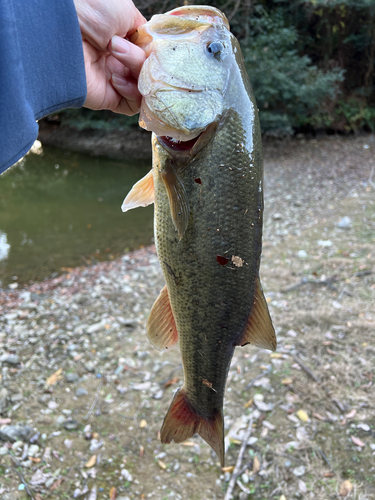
[0,0,87,174]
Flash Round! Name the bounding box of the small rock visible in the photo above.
[0,425,34,443]
[293,466,306,477]
[63,420,80,431]
[56,415,66,425]
[332,300,342,309]
[357,423,370,432]
[121,469,133,481]
[0,388,9,412]
[10,393,23,403]
[85,362,95,373]
[339,480,353,497]
[297,250,308,259]
[272,213,282,220]
[0,446,8,455]
[66,373,79,383]
[0,354,19,365]
[318,239,332,247]
[76,388,88,397]
[28,444,39,457]
[287,329,297,337]
[338,216,352,229]
[90,439,103,452]
[12,441,24,453]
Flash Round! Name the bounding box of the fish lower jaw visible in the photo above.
[157,133,202,152]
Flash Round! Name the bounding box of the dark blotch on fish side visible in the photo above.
[216,255,229,265]
[194,178,202,184]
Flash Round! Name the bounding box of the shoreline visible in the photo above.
[38,122,152,161]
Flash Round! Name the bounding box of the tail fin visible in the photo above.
[160,388,225,466]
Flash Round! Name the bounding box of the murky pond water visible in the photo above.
[0,144,153,287]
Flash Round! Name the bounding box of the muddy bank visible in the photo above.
[38,122,152,161]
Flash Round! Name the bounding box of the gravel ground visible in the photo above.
[0,133,374,500]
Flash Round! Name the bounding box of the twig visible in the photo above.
[282,276,338,293]
[0,461,35,500]
[245,370,271,390]
[369,166,375,189]
[293,354,320,383]
[84,382,102,421]
[315,446,333,470]
[224,416,254,500]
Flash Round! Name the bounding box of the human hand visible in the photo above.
[74,0,146,115]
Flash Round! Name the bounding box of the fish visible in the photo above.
[122,5,276,466]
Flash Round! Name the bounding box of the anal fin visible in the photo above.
[160,388,225,466]
[147,285,178,350]
[237,276,277,351]
[122,169,154,212]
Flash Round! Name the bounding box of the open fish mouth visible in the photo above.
[158,133,202,152]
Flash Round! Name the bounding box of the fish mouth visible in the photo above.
[157,122,218,156]
[157,133,202,153]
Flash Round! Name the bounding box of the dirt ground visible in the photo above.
[0,133,374,500]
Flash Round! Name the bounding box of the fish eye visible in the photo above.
[207,41,224,60]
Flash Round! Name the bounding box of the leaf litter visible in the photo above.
[0,134,374,499]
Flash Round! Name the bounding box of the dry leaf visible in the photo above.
[339,480,353,497]
[282,378,293,385]
[345,409,357,419]
[279,496,287,500]
[85,455,97,468]
[46,368,63,386]
[313,413,326,421]
[244,398,253,408]
[253,455,260,473]
[297,410,309,422]
[50,478,63,491]
[324,472,334,477]
[109,486,117,500]
[158,460,167,470]
[139,419,147,428]
[270,353,283,359]
[181,441,195,446]
[221,465,235,473]
[351,435,365,447]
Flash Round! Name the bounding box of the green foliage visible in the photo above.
[242,9,344,132]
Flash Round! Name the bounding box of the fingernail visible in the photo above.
[111,35,130,55]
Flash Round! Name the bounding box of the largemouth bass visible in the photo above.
[122,5,276,466]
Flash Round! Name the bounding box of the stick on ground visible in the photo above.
[224,415,254,500]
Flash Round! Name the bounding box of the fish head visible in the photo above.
[133,6,234,147]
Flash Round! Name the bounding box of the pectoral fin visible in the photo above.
[121,170,154,212]
[238,277,277,351]
[147,285,178,350]
[161,163,190,239]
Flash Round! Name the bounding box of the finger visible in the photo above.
[109,36,146,79]
[112,74,142,115]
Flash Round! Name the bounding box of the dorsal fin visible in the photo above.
[122,170,154,212]
[237,276,277,351]
[147,285,178,350]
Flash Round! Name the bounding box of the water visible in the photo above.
[0,144,154,287]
